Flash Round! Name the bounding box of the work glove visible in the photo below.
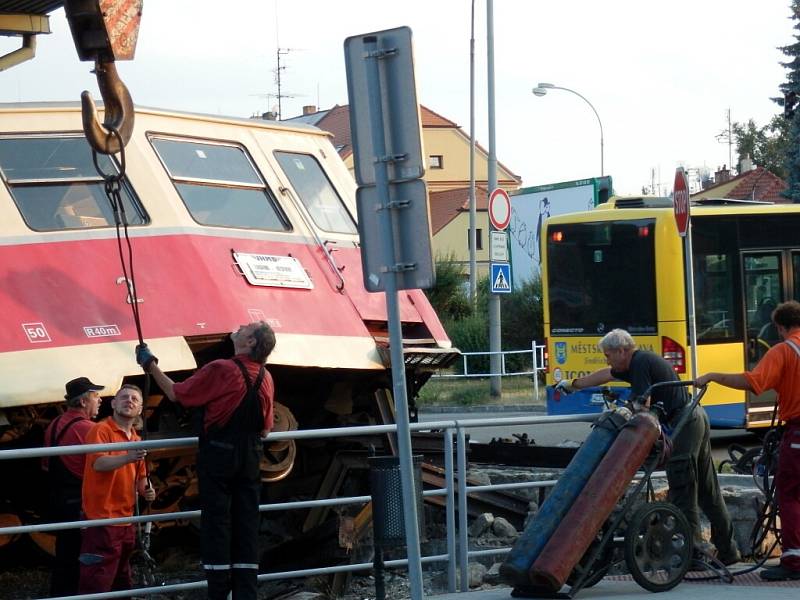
[554,378,577,394]
[135,343,158,372]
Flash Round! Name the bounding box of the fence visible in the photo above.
[431,341,547,400]
[0,411,597,600]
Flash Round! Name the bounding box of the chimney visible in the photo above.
[302,105,317,115]
[261,111,278,121]
[739,154,755,173]
[715,164,731,184]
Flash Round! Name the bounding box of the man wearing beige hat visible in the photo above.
[42,376,103,596]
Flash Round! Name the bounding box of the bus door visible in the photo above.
[741,250,800,427]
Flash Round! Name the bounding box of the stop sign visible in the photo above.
[673,168,690,237]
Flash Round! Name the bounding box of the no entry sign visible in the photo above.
[488,188,511,230]
[673,168,690,237]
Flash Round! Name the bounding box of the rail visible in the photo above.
[0,412,598,599]
[431,341,547,400]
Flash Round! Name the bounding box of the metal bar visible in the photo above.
[457,424,469,592]
[444,428,457,593]
[464,480,558,494]
[533,340,540,402]
[0,413,596,463]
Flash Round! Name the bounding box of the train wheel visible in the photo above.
[261,402,298,482]
[624,502,692,592]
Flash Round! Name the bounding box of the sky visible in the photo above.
[0,0,795,196]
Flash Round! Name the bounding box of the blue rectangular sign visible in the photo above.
[490,263,512,294]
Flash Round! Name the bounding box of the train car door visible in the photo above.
[742,250,800,427]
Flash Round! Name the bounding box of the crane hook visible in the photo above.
[81,59,135,155]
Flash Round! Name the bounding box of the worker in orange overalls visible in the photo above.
[698,299,800,581]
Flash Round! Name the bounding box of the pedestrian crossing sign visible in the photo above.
[490,263,512,294]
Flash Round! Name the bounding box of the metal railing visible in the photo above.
[431,341,547,400]
[0,412,597,599]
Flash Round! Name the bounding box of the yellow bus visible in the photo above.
[542,196,800,429]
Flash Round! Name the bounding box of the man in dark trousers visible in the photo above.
[78,384,156,595]
[698,300,800,581]
[42,376,103,596]
[555,328,741,566]
[137,321,276,599]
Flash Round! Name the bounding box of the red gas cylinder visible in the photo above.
[530,411,661,590]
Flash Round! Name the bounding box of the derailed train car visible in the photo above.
[0,102,456,552]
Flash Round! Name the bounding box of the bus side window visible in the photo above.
[0,136,146,231]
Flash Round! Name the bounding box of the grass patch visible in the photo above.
[418,376,544,407]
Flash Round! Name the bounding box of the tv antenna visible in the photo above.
[273,47,305,120]
[715,108,734,173]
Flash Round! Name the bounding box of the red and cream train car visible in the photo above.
[0,102,454,545]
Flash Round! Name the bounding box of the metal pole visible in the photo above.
[457,425,469,592]
[487,0,502,397]
[362,36,424,600]
[468,0,477,306]
[532,340,539,403]
[445,428,456,593]
[685,223,699,380]
[556,86,603,177]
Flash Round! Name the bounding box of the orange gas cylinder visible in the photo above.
[530,410,661,590]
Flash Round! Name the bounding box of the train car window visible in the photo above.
[0,136,146,231]
[151,137,289,231]
[275,152,357,234]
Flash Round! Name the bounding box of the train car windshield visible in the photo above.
[275,152,357,234]
[0,136,146,231]
[547,219,657,335]
[151,137,289,231]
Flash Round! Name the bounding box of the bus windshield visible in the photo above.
[547,219,657,335]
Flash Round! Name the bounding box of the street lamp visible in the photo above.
[532,82,604,176]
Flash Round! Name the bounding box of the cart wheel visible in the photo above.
[624,502,692,592]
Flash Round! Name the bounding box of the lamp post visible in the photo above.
[533,82,604,176]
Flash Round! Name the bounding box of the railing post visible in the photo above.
[444,428,456,592]
[457,425,469,592]
[533,340,539,403]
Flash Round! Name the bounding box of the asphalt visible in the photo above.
[429,567,800,599]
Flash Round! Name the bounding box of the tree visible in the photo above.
[777,1,800,200]
[732,116,789,179]
[425,254,472,321]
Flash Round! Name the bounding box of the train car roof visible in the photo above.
[0,101,331,137]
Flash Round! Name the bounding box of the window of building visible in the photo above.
[150,136,289,231]
[274,152,357,234]
[429,155,444,169]
[0,135,147,231]
[467,228,484,250]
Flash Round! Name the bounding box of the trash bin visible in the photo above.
[368,454,425,600]
[368,454,425,547]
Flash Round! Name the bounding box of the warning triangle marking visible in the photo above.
[493,269,510,290]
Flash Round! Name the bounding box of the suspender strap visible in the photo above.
[232,358,266,397]
[46,415,84,470]
[785,338,800,358]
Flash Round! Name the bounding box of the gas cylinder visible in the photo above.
[529,410,661,590]
[500,406,631,585]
